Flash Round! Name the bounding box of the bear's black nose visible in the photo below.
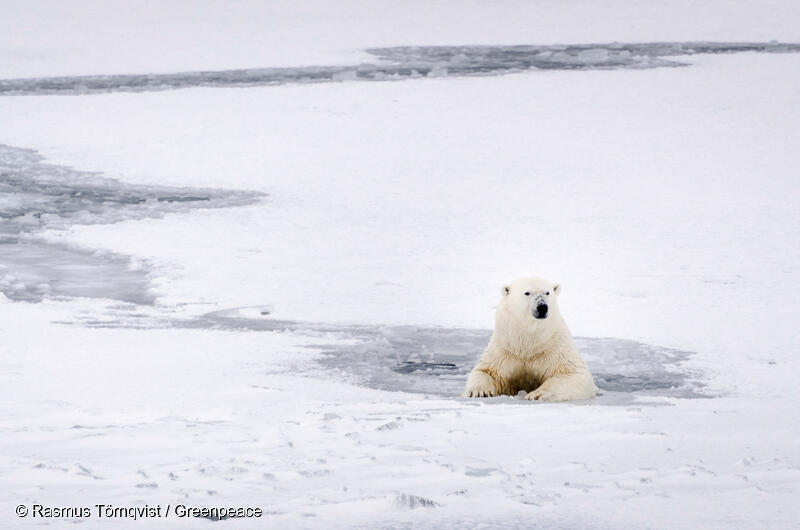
[535,304,548,319]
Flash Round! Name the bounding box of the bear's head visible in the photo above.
[496,276,563,336]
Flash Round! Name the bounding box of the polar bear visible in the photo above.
[463,277,598,402]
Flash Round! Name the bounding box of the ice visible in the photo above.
[0,144,258,229]
[3,0,800,79]
[0,239,155,304]
[394,493,439,509]
[1,4,799,526]
[1,42,798,95]
[0,144,261,302]
[182,306,704,403]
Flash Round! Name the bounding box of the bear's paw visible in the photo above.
[526,387,566,402]
[465,386,496,398]
[463,371,497,398]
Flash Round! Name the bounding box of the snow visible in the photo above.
[2,1,800,528]
[2,0,800,78]
[2,297,798,528]
[7,43,800,96]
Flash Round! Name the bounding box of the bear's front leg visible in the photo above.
[462,368,497,398]
[526,372,597,402]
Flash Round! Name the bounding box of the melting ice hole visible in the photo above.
[197,307,708,404]
[1,142,707,403]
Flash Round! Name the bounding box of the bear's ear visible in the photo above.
[502,285,510,296]
[553,283,561,294]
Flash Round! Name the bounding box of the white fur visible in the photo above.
[463,277,598,402]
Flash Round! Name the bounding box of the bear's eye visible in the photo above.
[546,291,550,295]
[524,291,531,296]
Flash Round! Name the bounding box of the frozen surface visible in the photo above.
[0,298,796,529]
[0,144,260,302]
[2,42,800,95]
[191,306,705,402]
[2,0,800,78]
[1,3,800,526]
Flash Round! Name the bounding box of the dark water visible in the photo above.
[0,144,262,302]
[183,306,708,404]
[1,41,798,96]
